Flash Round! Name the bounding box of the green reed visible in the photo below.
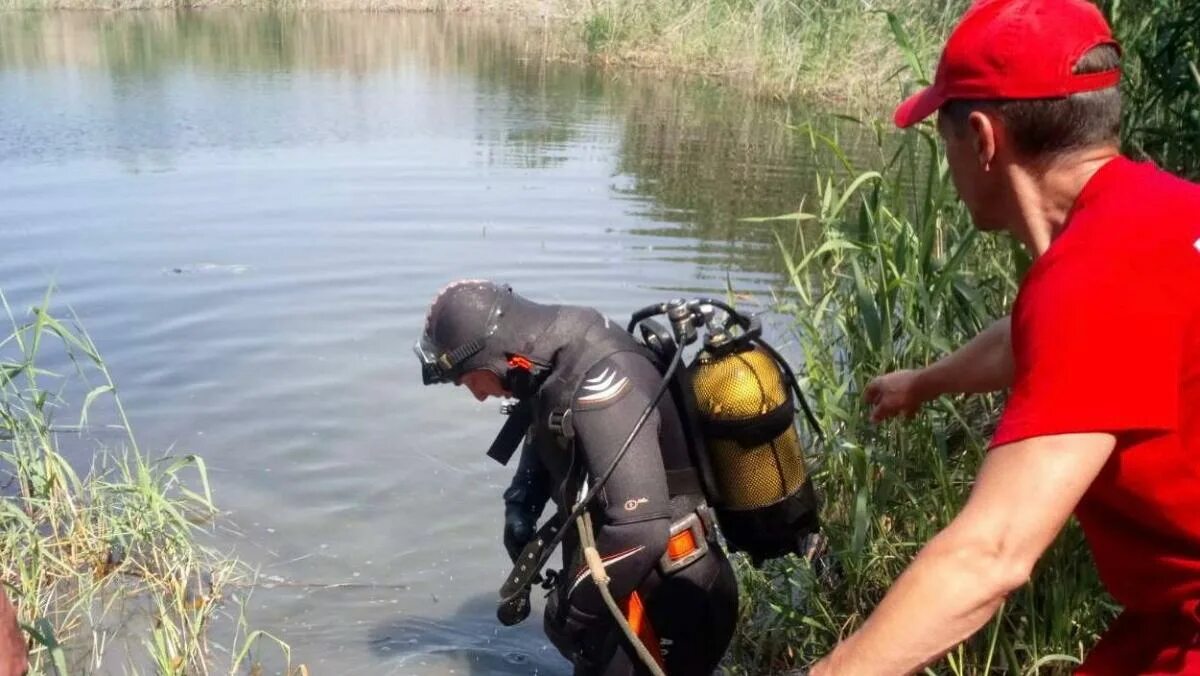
[1103,0,1200,180]
[0,290,297,675]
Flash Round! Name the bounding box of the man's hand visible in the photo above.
[0,590,28,676]
[865,317,1013,424]
[503,439,551,562]
[865,369,928,422]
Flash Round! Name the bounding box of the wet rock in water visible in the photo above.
[181,569,216,609]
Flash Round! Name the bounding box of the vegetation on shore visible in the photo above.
[0,292,296,674]
[730,1,1200,673]
[731,117,1108,674]
[6,0,1195,111]
[575,0,964,103]
[0,0,961,106]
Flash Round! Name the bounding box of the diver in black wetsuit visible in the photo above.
[416,280,738,676]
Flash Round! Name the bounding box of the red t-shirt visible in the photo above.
[991,156,1200,616]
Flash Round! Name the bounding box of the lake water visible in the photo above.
[0,11,874,674]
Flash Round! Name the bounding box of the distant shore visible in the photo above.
[3,0,953,107]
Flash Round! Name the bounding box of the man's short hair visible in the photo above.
[940,45,1122,159]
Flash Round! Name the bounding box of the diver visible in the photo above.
[416,280,739,676]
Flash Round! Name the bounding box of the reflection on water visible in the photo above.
[0,10,876,267]
[0,10,876,673]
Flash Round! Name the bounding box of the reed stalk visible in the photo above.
[0,290,297,675]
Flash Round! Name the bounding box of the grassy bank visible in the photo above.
[0,293,295,674]
[575,0,964,103]
[0,0,961,107]
[7,0,1193,112]
[731,1,1200,673]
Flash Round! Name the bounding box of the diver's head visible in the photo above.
[415,280,556,398]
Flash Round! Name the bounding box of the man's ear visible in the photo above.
[967,110,998,171]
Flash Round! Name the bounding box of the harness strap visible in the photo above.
[698,393,795,448]
[486,401,534,466]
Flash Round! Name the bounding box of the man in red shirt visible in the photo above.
[810,0,1200,674]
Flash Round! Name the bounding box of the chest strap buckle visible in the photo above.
[548,409,574,440]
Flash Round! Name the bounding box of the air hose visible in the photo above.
[575,511,668,676]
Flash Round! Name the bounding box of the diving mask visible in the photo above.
[414,285,510,386]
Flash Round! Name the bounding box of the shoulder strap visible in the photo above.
[542,323,640,445]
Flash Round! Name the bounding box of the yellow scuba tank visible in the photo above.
[688,337,820,564]
[691,344,806,507]
[628,298,821,565]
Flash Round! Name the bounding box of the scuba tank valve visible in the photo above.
[666,298,699,347]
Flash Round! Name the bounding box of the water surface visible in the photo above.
[0,11,874,673]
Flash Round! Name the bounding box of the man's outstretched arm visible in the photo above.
[810,431,1115,676]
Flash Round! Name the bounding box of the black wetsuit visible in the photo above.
[513,310,739,676]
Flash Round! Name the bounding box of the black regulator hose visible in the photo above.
[498,339,686,607]
[626,302,670,333]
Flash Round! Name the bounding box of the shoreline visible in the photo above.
[1,0,946,110]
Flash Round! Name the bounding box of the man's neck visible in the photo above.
[1005,146,1120,257]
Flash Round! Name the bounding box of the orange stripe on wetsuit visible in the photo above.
[624,591,665,670]
[620,529,701,670]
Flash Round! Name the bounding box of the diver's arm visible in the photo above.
[866,316,1012,422]
[502,438,552,562]
[564,353,671,622]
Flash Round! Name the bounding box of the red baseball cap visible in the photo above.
[893,0,1121,128]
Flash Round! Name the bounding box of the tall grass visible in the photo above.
[1103,0,1200,180]
[578,0,965,103]
[0,291,296,674]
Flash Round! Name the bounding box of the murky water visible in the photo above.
[0,11,875,674]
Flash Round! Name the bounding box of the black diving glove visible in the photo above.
[503,490,539,563]
[502,438,551,562]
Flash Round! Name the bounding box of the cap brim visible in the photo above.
[893,84,946,129]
